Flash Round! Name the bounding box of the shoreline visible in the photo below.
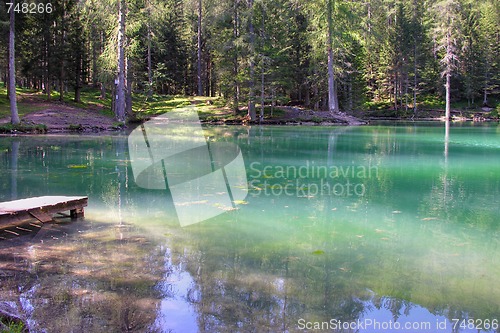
[2,117,497,136]
[1,105,497,135]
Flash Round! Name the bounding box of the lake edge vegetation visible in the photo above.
[0,0,499,127]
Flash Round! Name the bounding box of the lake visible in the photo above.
[0,122,499,332]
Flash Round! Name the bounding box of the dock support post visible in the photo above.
[70,208,84,219]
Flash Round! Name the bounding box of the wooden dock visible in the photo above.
[0,196,88,228]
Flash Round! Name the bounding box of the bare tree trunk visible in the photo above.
[394,72,398,110]
[126,58,133,117]
[45,75,51,100]
[59,0,66,102]
[197,0,203,96]
[91,27,98,87]
[247,0,256,121]
[232,0,239,114]
[260,68,265,122]
[413,43,417,114]
[2,62,7,87]
[483,69,489,105]
[75,54,82,102]
[145,0,153,97]
[205,55,211,96]
[313,80,319,111]
[271,87,275,117]
[327,0,339,114]
[9,3,20,125]
[101,82,106,99]
[348,79,353,111]
[405,75,408,113]
[445,71,451,120]
[445,32,451,121]
[44,24,52,100]
[259,4,265,122]
[147,31,152,97]
[116,0,127,122]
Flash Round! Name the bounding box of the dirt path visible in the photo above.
[1,99,366,133]
[0,104,117,133]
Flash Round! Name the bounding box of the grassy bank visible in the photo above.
[1,83,498,130]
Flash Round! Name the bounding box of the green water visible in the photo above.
[0,123,499,332]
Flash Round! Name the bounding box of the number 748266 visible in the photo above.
[6,2,53,14]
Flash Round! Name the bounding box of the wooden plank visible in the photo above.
[0,196,88,228]
[15,226,33,232]
[29,209,53,223]
[0,196,87,214]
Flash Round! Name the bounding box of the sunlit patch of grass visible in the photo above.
[364,100,393,111]
[0,83,279,124]
[0,84,49,119]
[130,95,234,123]
[0,122,47,133]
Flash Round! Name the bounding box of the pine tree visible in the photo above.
[116,0,127,121]
[326,0,339,113]
[479,0,500,106]
[9,0,20,125]
[431,0,463,120]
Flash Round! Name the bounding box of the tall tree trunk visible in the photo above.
[126,58,133,117]
[75,54,82,103]
[44,19,51,100]
[305,87,310,107]
[91,26,98,87]
[9,3,20,125]
[197,0,203,96]
[327,0,339,114]
[394,72,398,110]
[260,67,265,123]
[348,79,353,111]
[482,69,488,105]
[247,0,256,121]
[445,70,451,120]
[271,87,275,116]
[59,0,66,102]
[205,55,211,96]
[232,0,239,114]
[145,0,153,97]
[116,0,127,122]
[445,32,451,121]
[259,4,265,122]
[147,27,153,97]
[74,18,83,103]
[413,43,418,114]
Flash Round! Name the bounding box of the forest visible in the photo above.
[1,0,499,123]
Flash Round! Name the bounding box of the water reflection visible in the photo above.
[10,140,20,200]
[153,248,199,333]
[0,125,499,332]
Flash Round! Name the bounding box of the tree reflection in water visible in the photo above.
[0,126,498,332]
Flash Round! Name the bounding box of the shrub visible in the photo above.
[0,122,47,134]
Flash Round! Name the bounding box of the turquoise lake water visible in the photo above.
[0,122,499,332]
